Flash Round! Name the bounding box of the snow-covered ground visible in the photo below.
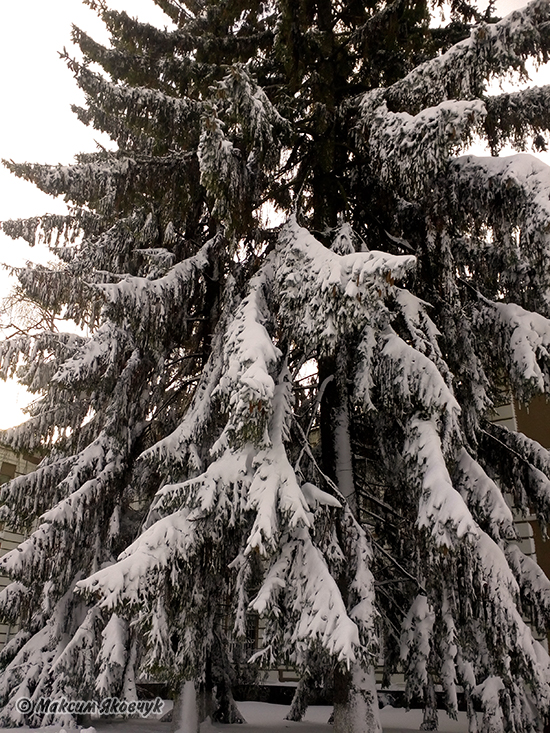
[0,701,473,732]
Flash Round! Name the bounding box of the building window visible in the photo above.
[0,463,16,485]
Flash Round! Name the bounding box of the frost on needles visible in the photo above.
[2,0,550,731]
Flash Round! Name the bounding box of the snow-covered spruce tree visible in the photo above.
[2,0,550,730]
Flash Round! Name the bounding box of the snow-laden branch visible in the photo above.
[449,153,550,249]
[360,98,486,196]
[0,581,29,625]
[94,614,130,696]
[376,0,550,115]
[212,263,282,451]
[50,605,102,694]
[489,422,550,478]
[154,367,313,554]
[506,544,550,630]
[0,578,96,728]
[77,509,197,611]
[198,64,288,228]
[0,212,88,249]
[0,434,113,527]
[215,63,290,164]
[481,424,550,527]
[0,433,122,581]
[485,84,550,152]
[403,417,478,547]
[400,594,435,697]
[377,327,460,421]
[3,152,194,214]
[393,289,445,361]
[198,113,249,229]
[152,447,251,523]
[243,366,318,553]
[52,322,131,387]
[142,329,224,471]
[0,331,85,385]
[95,237,214,338]
[245,448,310,553]
[470,532,550,709]
[75,63,202,148]
[276,216,416,351]
[454,447,516,541]
[250,526,363,666]
[476,298,550,398]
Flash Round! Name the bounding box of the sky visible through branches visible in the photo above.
[0,0,547,428]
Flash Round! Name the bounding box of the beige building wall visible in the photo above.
[511,397,550,651]
[515,397,550,582]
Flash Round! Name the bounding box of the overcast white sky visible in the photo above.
[0,0,546,429]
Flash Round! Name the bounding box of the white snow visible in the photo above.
[0,701,476,732]
[301,481,342,510]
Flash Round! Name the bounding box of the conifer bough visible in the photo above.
[2,0,550,731]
